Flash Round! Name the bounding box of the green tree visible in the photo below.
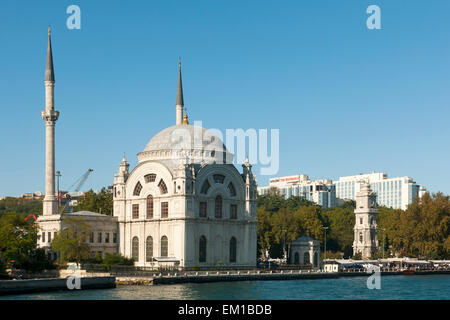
[0,197,42,217]
[102,253,134,267]
[0,212,38,268]
[257,207,273,258]
[51,217,92,265]
[398,193,450,258]
[321,207,355,258]
[76,187,113,216]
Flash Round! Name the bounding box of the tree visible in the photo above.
[0,197,42,217]
[51,217,92,265]
[0,212,38,268]
[102,253,134,267]
[257,207,273,258]
[76,187,113,215]
[321,207,355,258]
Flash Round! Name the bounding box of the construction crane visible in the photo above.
[67,168,94,192]
[58,169,94,213]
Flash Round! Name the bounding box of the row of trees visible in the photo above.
[75,188,113,215]
[257,188,450,260]
[0,197,42,217]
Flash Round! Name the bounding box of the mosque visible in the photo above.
[37,29,258,268]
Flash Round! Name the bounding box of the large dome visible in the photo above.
[137,124,233,164]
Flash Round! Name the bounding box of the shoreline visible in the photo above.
[116,269,450,286]
[0,270,449,297]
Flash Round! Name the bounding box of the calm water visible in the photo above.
[1,275,449,300]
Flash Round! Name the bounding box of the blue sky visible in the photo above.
[1,0,449,196]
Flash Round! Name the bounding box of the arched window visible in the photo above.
[133,181,142,196]
[303,252,310,265]
[158,179,168,194]
[228,182,236,197]
[201,180,211,194]
[213,174,225,184]
[160,236,168,257]
[146,195,153,218]
[146,236,153,262]
[215,195,222,218]
[229,237,237,263]
[294,252,300,264]
[199,236,207,263]
[359,233,363,243]
[144,174,156,183]
[132,236,139,261]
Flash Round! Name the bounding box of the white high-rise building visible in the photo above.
[334,172,423,210]
[258,174,336,208]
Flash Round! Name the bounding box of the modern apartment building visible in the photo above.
[258,172,425,210]
[258,175,336,208]
[334,172,423,210]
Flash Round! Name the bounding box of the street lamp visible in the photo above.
[381,228,386,259]
[282,229,287,263]
[323,227,329,261]
[55,171,61,209]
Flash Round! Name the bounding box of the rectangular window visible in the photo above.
[48,232,52,243]
[199,202,207,217]
[161,202,169,218]
[113,233,117,244]
[105,233,110,243]
[90,232,94,243]
[98,232,102,243]
[230,204,237,219]
[42,232,45,243]
[132,204,139,219]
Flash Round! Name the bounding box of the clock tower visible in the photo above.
[353,182,379,259]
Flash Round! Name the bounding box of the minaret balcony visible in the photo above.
[41,109,59,122]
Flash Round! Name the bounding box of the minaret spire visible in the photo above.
[45,26,55,82]
[41,27,59,215]
[176,58,184,125]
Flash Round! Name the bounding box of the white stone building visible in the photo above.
[289,236,320,267]
[352,183,379,259]
[112,61,258,268]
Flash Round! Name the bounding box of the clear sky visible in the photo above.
[1,0,449,197]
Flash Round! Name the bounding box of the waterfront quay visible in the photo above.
[115,269,450,285]
[0,277,116,296]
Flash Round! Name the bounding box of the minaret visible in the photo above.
[41,27,60,215]
[176,58,184,125]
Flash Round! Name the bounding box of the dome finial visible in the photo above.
[182,109,189,124]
